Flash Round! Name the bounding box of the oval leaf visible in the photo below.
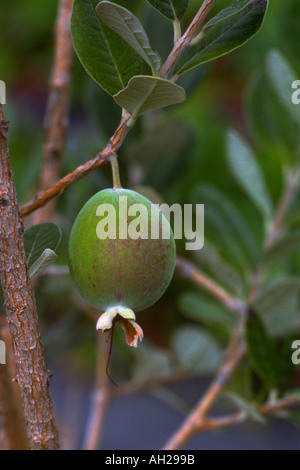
[146,0,188,21]
[132,344,173,382]
[96,1,161,74]
[245,310,279,389]
[174,0,268,76]
[172,325,221,374]
[113,75,186,116]
[226,392,265,423]
[29,249,58,280]
[252,279,300,337]
[262,231,300,266]
[24,223,62,269]
[266,49,300,127]
[193,243,245,296]
[71,0,141,95]
[246,71,299,154]
[178,291,235,327]
[226,130,273,221]
[194,184,258,262]
[204,0,258,29]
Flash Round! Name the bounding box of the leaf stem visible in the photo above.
[110,154,122,189]
[173,19,181,43]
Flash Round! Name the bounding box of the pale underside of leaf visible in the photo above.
[113,75,186,117]
[29,249,58,279]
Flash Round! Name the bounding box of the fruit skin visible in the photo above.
[68,188,176,314]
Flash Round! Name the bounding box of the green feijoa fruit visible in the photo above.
[68,188,176,346]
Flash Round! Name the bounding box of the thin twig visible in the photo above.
[159,0,218,78]
[0,105,59,449]
[83,334,110,450]
[20,113,131,217]
[176,257,245,316]
[163,325,245,449]
[33,0,74,224]
[195,396,300,433]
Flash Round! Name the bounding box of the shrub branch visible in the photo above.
[33,0,74,224]
[19,0,219,218]
[0,105,59,449]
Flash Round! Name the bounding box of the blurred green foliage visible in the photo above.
[1,0,300,422]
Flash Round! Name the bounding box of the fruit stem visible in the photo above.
[109,154,122,189]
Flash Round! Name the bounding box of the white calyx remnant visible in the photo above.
[96,305,143,347]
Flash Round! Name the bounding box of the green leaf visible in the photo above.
[96,1,161,74]
[226,130,273,222]
[194,184,258,262]
[146,0,188,21]
[125,118,191,166]
[24,223,62,269]
[71,0,141,96]
[226,392,266,423]
[113,75,186,116]
[204,0,258,29]
[262,231,300,266]
[285,389,300,401]
[172,325,221,374]
[150,388,191,415]
[252,279,300,337]
[178,291,235,327]
[266,50,300,127]
[245,310,279,389]
[29,249,58,280]
[193,243,245,296]
[132,344,173,382]
[173,0,268,76]
[227,363,253,401]
[246,71,299,156]
[277,340,296,392]
[193,201,248,270]
[289,410,300,430]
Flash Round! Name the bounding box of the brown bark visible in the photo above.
[0,317,29,450]
[0,105,59,449]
